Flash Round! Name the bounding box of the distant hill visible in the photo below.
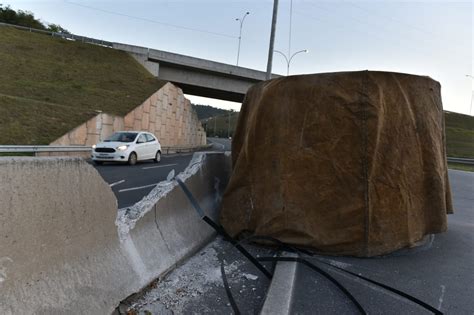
[0,26,166,145]
[444,111,474,158]
[191,104,239,137]
[192,104,232,120]
[200,112,239,138]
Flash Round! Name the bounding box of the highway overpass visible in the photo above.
[113,43,279,102]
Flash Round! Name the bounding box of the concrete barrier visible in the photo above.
[0,152,231,314]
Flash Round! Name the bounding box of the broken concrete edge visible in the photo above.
[113,233,216,315]
[260,252,298,315]
[116,151,217,241]
[113,150,232,305]
[0,152,231,315]
[114,150,232,310]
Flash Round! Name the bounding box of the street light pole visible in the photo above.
[227,110,232,138]
[266,0,279,80]
[467,74,474,116]
[214,116,217,136]
[274,49,308,75]
[236,12,250,66]
[288,0,293,59]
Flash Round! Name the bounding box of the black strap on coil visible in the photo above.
[219,257,241,315]
[313,258,443,315]
[258,256,366,315]
[175,177,272,280]
[223,234,366,314]
[175,177,442,315]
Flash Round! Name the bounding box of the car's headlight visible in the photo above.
[117,145,128,151]
[92,144,96,149]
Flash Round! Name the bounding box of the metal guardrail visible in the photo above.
[161,144,212,154]
[0,144,213,155]
[0,22,113,47]
[1,145,469,162]
[0,145,92,153]
[447,157,474,165]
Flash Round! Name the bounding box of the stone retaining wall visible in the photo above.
[50,82,206,148]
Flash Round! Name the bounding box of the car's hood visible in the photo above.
[95,141,132,148]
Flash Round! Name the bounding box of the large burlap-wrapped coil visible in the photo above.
[220,71,453,257]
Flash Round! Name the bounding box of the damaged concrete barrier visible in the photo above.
[0,152,231,314]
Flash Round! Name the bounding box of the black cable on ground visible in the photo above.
[175,177,442,315]
[222,235,366,314]
[312,258,443,315]
[232,234,443,314]
[258,256,366,315]
[219,257,241,315]
[176,177,272,279]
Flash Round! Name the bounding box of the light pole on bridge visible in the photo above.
[235,11,250,66]
[274,49,308,76]
[466,74,474,116]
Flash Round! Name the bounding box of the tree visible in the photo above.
[0,5,45,29]
[0,5,69,33]
[47,23,69,34]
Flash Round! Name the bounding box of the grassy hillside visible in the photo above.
[445,111,474,158]
[193,104,231,120]
[201,112,239,138]
[0,26,166,144]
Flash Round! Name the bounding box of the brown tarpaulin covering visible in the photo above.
[220,71,453,257]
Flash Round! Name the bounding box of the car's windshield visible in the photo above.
[104,132,138,143]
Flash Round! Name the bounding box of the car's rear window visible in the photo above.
[145,134,156,142]
[104,132,138,143]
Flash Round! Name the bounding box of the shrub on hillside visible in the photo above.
[0,4,68,33]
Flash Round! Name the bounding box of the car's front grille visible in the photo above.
[95,147,116,153]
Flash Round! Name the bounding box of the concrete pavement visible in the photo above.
[208,137,232,151]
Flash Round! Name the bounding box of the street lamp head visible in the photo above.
[246,11,250,15]
[304,49,309,53]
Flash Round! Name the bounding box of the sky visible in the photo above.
[4,0,473,114]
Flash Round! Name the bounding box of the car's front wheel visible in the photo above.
[154,151,161,163]
[93,160,103,165]
[128,152,137,165]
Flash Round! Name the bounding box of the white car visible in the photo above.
[91,131,161,165]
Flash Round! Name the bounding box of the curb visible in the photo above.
[260,252,298,315]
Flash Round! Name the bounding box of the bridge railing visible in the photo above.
[0,145,92,153]
[0,22,113,47]
[447,157,474,165]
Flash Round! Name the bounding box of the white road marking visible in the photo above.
[118,183,159,193]
[162,153,193,158]
[142,163,178,170]
[109,179,125,187]
[210,141,225,149]
[438,285,446,310]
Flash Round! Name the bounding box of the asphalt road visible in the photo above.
[109,153,471,314]
[93,154,194,208]
[94,137,472,313]
[292,169,474,314]
[207,137,232,151]
[93,138,231,209]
